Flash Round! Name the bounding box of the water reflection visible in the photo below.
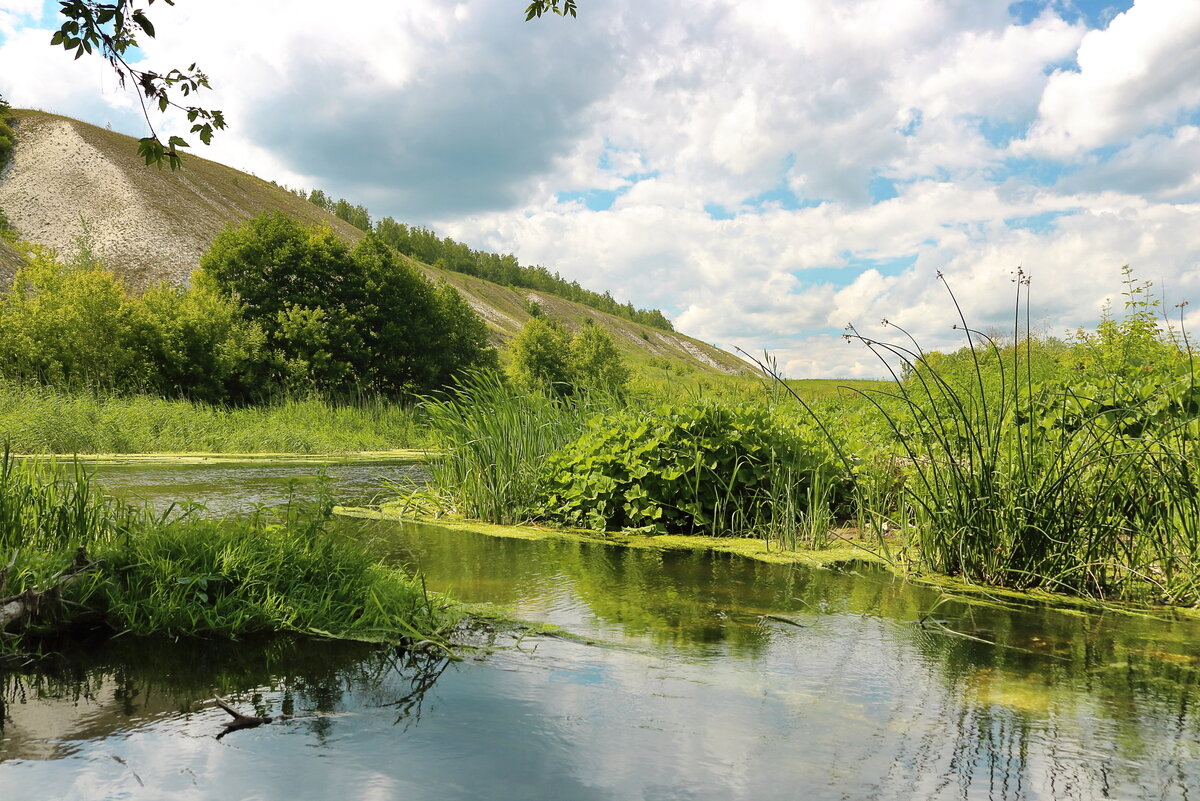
[84,459,427,516]
[5,465,1200,799]
[0,636,455,761]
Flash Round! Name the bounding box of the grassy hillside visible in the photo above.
[0,109,754,380]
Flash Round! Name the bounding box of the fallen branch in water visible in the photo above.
[0,547,91,632]
[213,694,277,740]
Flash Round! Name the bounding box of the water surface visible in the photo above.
[3,461,1199,800]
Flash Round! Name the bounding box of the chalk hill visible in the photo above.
[0,110,754,380]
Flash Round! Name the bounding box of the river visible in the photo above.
[1,459,1198,800]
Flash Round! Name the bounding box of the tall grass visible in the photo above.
[843,272,1200,604]
[0,381,426,453]
[0,453,454,644]
[411,372,618,524]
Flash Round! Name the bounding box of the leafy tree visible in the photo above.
[0,242,265,400]
[201,212,496,397]
[506,317,630,395]
[506,317,574,394]
[50,1,223,169]
[0,93,14,172]
[133,271,266,402]
[570,321,630,391]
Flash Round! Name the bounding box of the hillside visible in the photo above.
[0,110,754,380]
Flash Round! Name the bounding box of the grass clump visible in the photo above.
[413,372,606,524]
[0,453,454,645]
[835,268,1200,605]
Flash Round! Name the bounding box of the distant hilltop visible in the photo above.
[0,109,757,380]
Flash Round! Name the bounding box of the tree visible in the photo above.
[0,93,15,172]
[570,322,630,391]
[506,317,574,394]
[506,317,630,395]
[201,212,496,397]
[50,1,224,169]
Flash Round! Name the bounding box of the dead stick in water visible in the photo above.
[213,694,276,739]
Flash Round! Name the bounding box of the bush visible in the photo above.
[0,94,13,173]
[539,401,845,538]
[202,213,496,397]
[505,318,630,396]
[0,245,262,401]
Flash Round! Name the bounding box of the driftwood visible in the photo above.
[0,547,90,632]
[213,694,280,740]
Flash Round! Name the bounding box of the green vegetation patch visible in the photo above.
[0,384,426,454]
[539,401,844,541]
[0,454,456,647]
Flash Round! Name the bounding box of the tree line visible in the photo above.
[287,185,676,332]
[0,212,496,403]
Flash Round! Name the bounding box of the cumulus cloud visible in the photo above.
[1016,0,1200,158]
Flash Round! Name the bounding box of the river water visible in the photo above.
[2,460,1199,800]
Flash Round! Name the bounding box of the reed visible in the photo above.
[414,372,616,524]
[842,271,1200,604]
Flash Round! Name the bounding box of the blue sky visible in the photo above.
[2,0,1199,377]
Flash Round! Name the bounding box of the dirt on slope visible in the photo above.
[0,110,755,378]
[0,111,363,288]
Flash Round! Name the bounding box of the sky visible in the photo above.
[2,0,1199,377]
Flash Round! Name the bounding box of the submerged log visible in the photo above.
[0,547,90,631]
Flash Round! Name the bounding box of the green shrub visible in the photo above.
[539,401,845,539]
[202,212,497,397]
[505,317,630,396]
[0,94,13,173]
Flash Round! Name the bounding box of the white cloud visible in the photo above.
[1017,0,1200,157]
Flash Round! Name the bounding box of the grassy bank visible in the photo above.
[0,453,456,650]
[0,382,426,453]
[392,271,1200,608]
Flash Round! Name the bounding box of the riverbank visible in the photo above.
[0,382,427,453]
[0,454,457,656]
[17,449,429,465]
[343,506,1200,623]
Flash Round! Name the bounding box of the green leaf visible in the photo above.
[132,11,155,37]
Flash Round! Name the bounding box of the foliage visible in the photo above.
[539,401,845,543]
[571,322,632,390]
[525,0,577,20]
[304,189,372,231]
[0,93,14,173]
[0,243,263,401]
[505,317,574,393]
[50,1,223,169]
[0,453,454,643]
[200,212,497,398]
[840,269,1200,604]
[505,318,630,395]
[414,372,604,524]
